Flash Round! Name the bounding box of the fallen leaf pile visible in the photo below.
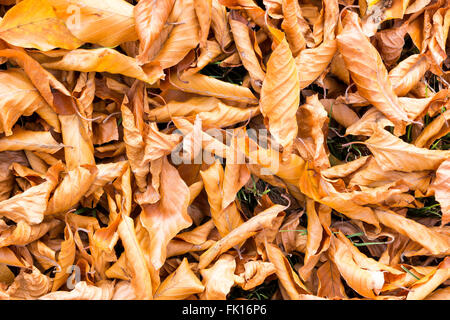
[0,0,449,301]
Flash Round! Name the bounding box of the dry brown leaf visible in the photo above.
[281,0,306,56]
[151,0,200,70]
[140,156,192,270]
[0,127,63,154]
[118,214,153,300]
[328,235,385,299]
[317,259,347,299]
[194,0,212,48]
[296,94,330,170]
[7,266,52,300]
[295,40,337,89]
[320,99,360,128]
[348,156,431,193]
[46,165,97,215]
[167,72,258,104]
[0,69,56,136]
[430,159,450,226]
[198,204,286,269]
[0,0,82,51]
[147,96,259,128]
[337,11,410,135]
[0,0,447,301]
[375,209,449,256]
[298,199,330,281]
[0,48,74,113]
[134,0,175,65]
[375,23,409,67]
[260,27,299,155]
[155,257,204,300]
[321,156,370,180]
[229,10,265,86]
[389,54,430,97]
[48,0,138,47]
[235,260,276,290]
[176,220,215,245]
[0,162,62,224]
[200,159,244,237]
[265,243,310,299]
[362,126,450,172]
[51,222,76,291]
[200,253,236,300]
[0,247,25,268]
[43,48,164,85]
[0,219,60,248]
[41,280,114,300]
[407,257,450,300]
[414,109,450,148]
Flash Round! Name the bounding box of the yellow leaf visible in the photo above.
[48,0,138,47]
[0,0,82,51]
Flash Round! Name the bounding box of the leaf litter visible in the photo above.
[0,0,448,300]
